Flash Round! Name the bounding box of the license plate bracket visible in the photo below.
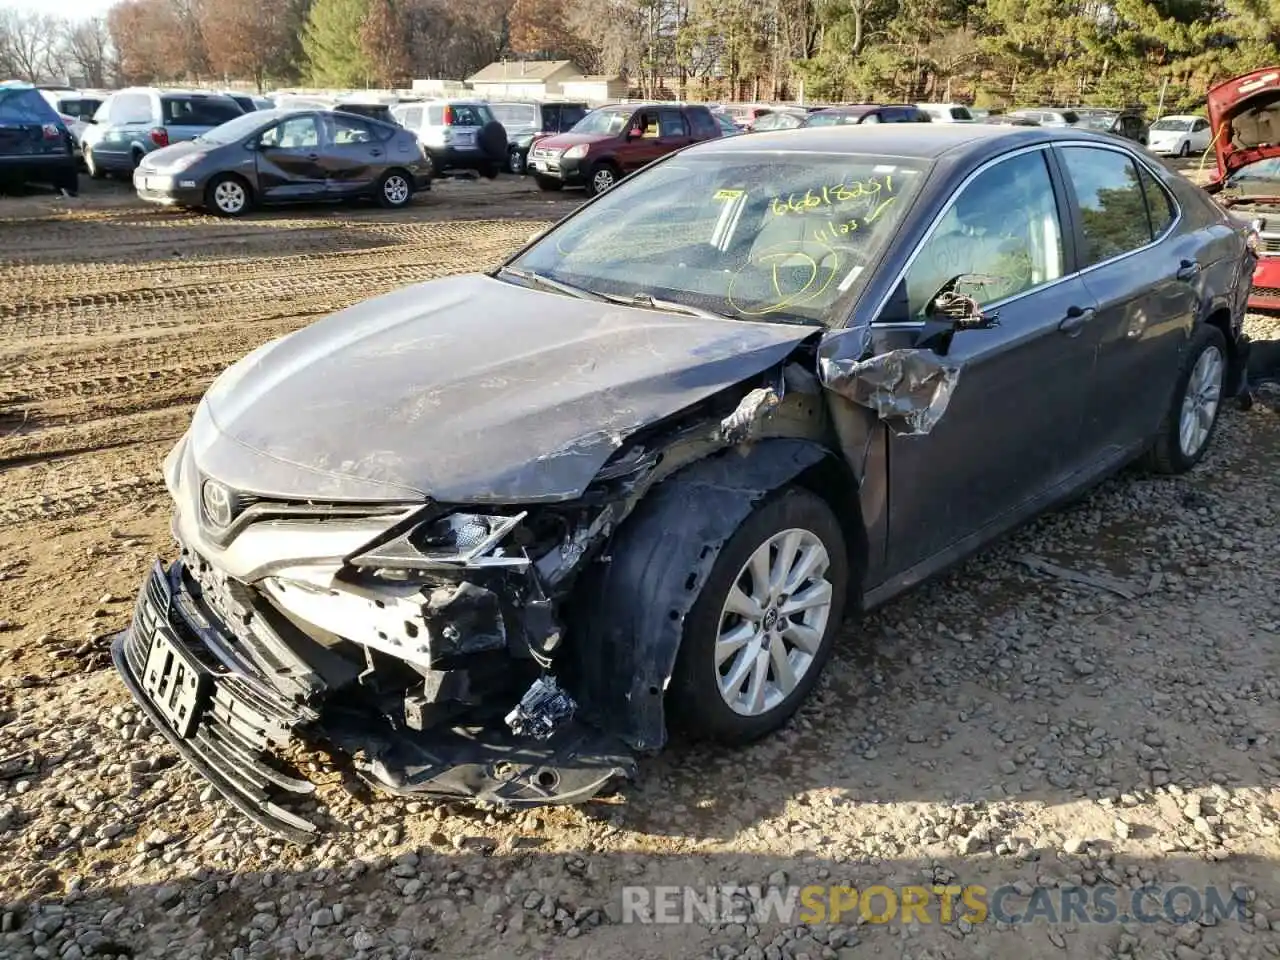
[141,628,208,739]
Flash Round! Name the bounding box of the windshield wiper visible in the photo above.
[599,291,729,321]
[496,266,607,302]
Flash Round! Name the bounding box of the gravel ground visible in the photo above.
[1,171,1280,960]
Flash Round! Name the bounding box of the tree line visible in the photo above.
[1,0,1277,112]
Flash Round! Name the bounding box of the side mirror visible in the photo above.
[926,274,1002,330]
[244,140,259,151]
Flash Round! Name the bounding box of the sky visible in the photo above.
[7,0,116,17]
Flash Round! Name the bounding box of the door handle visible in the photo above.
[370,148,382,157]
[307,153,319,160]
[1058,305,1096,336]
[1176,258,1202,282]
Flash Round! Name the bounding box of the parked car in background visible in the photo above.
[82,89,244,177]
[528,101,721,195]
[1148,114,1213,157]
[110,123,1253,839]
[748,107,808,131]
[1006,107,1081,127]
[1074,107,1149,145]
[0,80,77,194]
[391,99,508,178]
[274,94,396,124]
[223,93,275,113]
[805,104,932,125]
[982,114,1040,127]
[489,100,588,174]
[1202,66,1280,310]
[718,103,776,130]
[133,108,432,216]
[39,88,104,158]
[916,102,975,122]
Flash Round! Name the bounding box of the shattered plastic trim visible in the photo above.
[818,348,961,436]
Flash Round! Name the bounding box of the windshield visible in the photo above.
[1151,118,1193,132]
[1078,113,1118,130]
[949,106,973,120]
[510,151,928,325]
[1227,157,1280,185]
[198,111,274,144]
[570,107,631,135]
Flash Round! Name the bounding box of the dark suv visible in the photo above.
[528,102,722,195]
[491,100,589,174]
[1074,107,1150,145]
[0,81,77,194]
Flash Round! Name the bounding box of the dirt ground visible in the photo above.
[1,168,1280,960]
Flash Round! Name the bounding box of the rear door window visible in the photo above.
[687,106,718,139]
[328,114,376,145]
[163,97,242,126]
[659,108,689,138]
[0,87,56,124]
[1058,146,1154,265]
[1136,163,1176,237]
[398,106,423,129]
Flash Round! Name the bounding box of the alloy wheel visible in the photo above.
[508,149,523,174]
[1178,344,1224,458]
[591,167,616,193]
[383,175,410,206]
[714,528,834,717]
[214,180,246,215]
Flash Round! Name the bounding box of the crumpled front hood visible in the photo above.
[192,274,814,504]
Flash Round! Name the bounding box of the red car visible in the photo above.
[527,102,721,196]
[1205,67,1280,309]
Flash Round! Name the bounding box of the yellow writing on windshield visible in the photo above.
[809,196,898,245]
[728,239,839,316]
[769,176,894,216]
[714,189,744,200]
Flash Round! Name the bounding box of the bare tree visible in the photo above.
[0,9,60,81]
[62,16,115,87]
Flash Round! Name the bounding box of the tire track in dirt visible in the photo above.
[0,208,548,531]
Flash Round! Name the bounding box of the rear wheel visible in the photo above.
[480,163,500,180]
[535,175,563,192]
[668,488,849,744]
[377,169,412,208]
[585,162,619,197]
[1147,323,1228,474]
[205,174,251,217]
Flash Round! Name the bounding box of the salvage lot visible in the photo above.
[2,169,1280,960]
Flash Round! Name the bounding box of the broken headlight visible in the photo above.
[351,511,530,575]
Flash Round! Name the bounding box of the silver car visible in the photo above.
[391,100,508,177]
[81,88,244,177]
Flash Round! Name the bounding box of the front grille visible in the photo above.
[1250,284,1280,299]
[1261,236,1280,255]
[114,561,321,841]
[532,146,559,159]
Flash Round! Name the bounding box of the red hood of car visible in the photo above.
[535,131,616,151]
[1206,67,1280,183]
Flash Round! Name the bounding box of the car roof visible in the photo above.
[685,123,1125,161]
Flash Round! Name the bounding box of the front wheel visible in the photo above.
[585,162,618,197]
[508,147,525,175]
[377,170,413,208]
[205,174,252,217]
[1147,323,1228,474]
[84,146,103,180]
[1178,140,1191,158]
[669,488,849,744]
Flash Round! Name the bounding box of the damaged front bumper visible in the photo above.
[112,559,635,842]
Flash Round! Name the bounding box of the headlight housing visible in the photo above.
[563,144,589,160]
[166,151,206,172]
[351,511,530,575]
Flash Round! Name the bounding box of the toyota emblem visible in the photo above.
[201,479,234,528]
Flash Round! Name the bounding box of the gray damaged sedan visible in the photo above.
[114,125,1254,840]
[133,108,433,216]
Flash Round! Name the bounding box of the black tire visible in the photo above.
[535,175,563,192]
[477,120,508,162]
[668,487,849,744]
[204,173,252,217]
[585,161,619,197]
[1146,323,1229,474]
[1178,140,1191,158]
[58,174,78,197]
[130,149,144,170]
[508,147,526,175]
[376,169,413,208]
[480,163,500,180]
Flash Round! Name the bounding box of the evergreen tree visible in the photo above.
[303,0,373,86]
